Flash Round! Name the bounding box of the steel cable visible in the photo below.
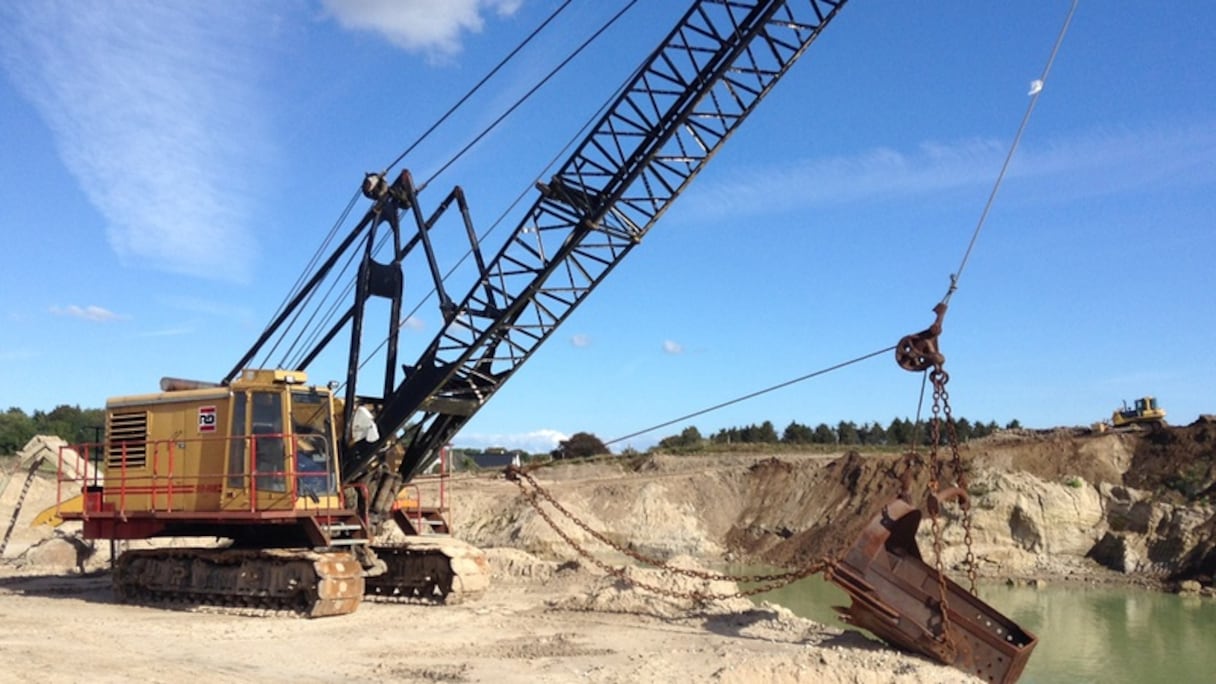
[942,0,1080,305]
[606,345,897,447]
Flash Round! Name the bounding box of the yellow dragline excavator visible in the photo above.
[60,0,857,619]
[53,1,1035,681]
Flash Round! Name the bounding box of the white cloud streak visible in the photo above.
[50,305,126,322]
[684,121,1216,220]
[662,339,684,355]
[0,349,39,362]
[400,315,426,331]
[323,0,522,61]
[456,428,567,454]
[157,295,255,323]
[0,2,270,282]
[570,334,591,348]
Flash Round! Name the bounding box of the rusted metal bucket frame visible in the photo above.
[826,498,1037,684]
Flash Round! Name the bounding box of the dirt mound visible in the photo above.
[967,429,1133,486]
[1123,421,1216,502]
[729,452,931,569]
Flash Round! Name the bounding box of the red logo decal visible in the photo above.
[198,405,217,433]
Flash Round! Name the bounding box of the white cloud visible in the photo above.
[683,121,1216,219]
[662,339,684,355]
[455,428,568,454]
[570,333,591,348]
[400,315,426,331]
[323,0,522,60]
[0,2,270,282]
[50,305,126,322]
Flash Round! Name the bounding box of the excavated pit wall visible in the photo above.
[450,426,1216,590]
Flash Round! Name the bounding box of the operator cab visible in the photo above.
[224,369,343,511]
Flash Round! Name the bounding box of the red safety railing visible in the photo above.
[55,432,347,520]
[392,444,452,530]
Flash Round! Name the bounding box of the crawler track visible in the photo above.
[113,548,364,617]
[365,537,489,604]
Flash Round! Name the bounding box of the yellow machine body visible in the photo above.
[90,369,345,515]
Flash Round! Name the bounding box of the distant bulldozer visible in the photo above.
[1111,396,1167,429]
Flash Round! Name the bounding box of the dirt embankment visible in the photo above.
[3,422,1215,682]
[449,422,1216,590]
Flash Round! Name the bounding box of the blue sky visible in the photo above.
[1,1,1213,454]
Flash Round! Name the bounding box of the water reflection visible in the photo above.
[743,573,1216,684]
[987,584,1215,684]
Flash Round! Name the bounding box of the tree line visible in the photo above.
[553,415,1023,460]
[657,417,1022,450]
[0,405,106,455]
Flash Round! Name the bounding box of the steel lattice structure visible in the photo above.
[230,0,849,507]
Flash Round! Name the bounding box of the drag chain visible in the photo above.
[505,466,828,603]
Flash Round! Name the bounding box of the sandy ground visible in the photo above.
[0,558,976,684]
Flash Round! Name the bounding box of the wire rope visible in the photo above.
[344,64,643,389]
[419,1,638,192]
[941,0,1080,305]
[381,0,576,176]
[254,190,361,365]
[247,1,585,373]
[338,4,646,392]
[605,345,896,447]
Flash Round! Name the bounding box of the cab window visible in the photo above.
[291,390,336,497]
[251,391,286,493]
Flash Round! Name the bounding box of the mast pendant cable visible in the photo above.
[338,2,641,389]
[251,1,629,376]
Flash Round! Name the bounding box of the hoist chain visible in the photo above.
[897,300,979,655]
[933,370,978,593]
[924,397,957,655]
[505,466,829,602]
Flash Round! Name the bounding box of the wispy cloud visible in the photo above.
[683,121,1216,219]
[0,2,270,282]
[322,0,522,61]
[132,326,194,339]
[571,334,591,348]
[50,305,126,322]
[400,315,426,331]
[456,428,567,454]
[0,349,38,362]
[157,295,255,323]
[662,339,684,355]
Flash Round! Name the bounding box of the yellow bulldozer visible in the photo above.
[1111,396,1167,429]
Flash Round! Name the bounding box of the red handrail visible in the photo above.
[118,441,128,519]
[55,432,354,516]
[166,441,175,512]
